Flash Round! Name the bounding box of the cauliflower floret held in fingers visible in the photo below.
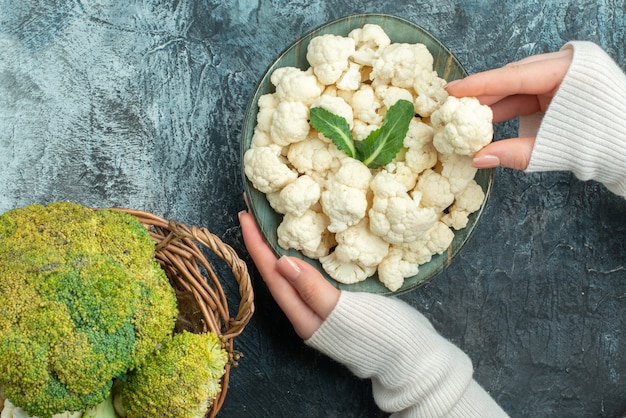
[431,96,494,156]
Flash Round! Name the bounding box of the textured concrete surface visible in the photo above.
[1,1,625,417]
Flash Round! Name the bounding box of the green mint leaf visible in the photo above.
[309,106,356,159]
[356,99,414,168]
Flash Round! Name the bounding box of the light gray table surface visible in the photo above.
[1,1,624,417]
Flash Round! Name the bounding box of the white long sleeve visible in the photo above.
[306,292,508,417]
[524,41,626,196]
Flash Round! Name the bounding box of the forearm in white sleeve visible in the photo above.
[524,41,626,196]
[305,291,509,417]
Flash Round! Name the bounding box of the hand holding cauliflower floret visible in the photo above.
[244,23,493,291]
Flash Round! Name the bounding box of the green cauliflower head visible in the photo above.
[117,330,228,418]
[0,202,178,418]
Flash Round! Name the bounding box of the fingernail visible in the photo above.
[473,154,501,168]
[444,79,460,89]
[237,210,247,221]
[277,256,301,281]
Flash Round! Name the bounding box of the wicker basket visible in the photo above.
[111,208,255,418]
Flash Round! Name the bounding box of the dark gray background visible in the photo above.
[1,1,624,417]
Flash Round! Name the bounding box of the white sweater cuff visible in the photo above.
[524,41,626,196]
[305,292,508,417]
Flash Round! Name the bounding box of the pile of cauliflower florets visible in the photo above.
[244,23,493,291]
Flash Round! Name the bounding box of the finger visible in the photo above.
[239,210,324,339]
[446,49,572,98]
[473,137,536,170]
[489,94,541,122]
[276,256,339,320]
[238,210,278,278]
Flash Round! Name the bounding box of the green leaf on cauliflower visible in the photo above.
[309,99,414,169]
[356,99,414,168]
[309,106,356,158]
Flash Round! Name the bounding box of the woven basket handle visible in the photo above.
[184,224,255,339]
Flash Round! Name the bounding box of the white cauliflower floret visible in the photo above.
[333,219,390,268]
[399,221,454,265]
[352,119,379,141]
[350,85,383,125]
[270,101,310,146]
[414,169,455,213]
[336,62,362,91]
[413,71,448,117]
[404,119,438,175]
[442,180,485,230]
[271,66,324,105]
[250,126,273,148]
[375,85,415,110]
[306,34,356,85]
[383,161,419,191]
[377,246,419,292]
[349,23,391,66]
[424,221,455,258]
[277,209,334,259]
[266,191,287,214]
[279,175,321,217]
[368,171,437,245]
[319,252,376,284]
[431,96,494,156]
[321,158,372,233]
[287,135,343,176]
[439,152,478,194]
[255,93,279,132]
[371,43,434,88]
[313,95,354,129]
[244,145,298,194]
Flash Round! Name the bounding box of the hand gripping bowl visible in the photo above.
[241,13,494,295]
[112,208,255,418]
